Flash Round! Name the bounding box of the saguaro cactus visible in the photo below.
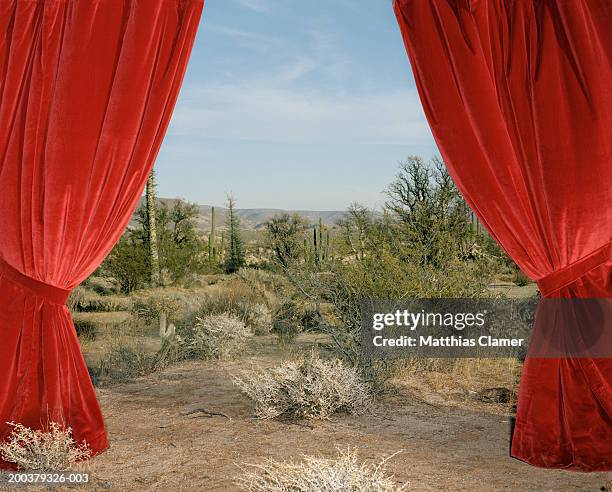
[209,206,216,263]
[313,225,318,264]
[316,217,326,263]
[220,231,225,261]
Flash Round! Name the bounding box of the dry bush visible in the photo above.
[91,340,155,385]
[271,299,304,346]
[67,285,89,312]
[390,357,521,414]
[89,295,133,312]
[300,306,324,331]
[178,282,271,335]
[233,352,371,420]
[177,313,252,360]
[245,302,273,335]
[85,276,120,295]
[0,422,89,471]
[238,268,282,295]
[131,290,199,326]
[237,448,404,492]
[68,286,132,313]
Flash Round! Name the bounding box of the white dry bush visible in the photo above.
[179,312,252,360]
[0,422,89,471]
[245,302,273,335]
[233,353,371,420]
[238,448,405,492]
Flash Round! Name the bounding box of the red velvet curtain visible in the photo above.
[0,0,203,466]
[394,0,611,471]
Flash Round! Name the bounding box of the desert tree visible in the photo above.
[162,200,206,282]
[224,194,245,274]
[265,213,309,267]
[104,198,205,291]
[281,158,498,382]
[169,200,200,245]
[337,203,372,261]
[385,155,472,266]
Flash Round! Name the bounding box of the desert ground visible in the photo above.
[4,329,605,492]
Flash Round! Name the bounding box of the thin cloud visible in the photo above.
[170,82,432,146]
[234,0,271,13]
[277,58,319,83]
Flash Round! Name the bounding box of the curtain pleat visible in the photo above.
[394,0,611,471]
[0,0,203,467]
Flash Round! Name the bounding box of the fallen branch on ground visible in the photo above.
[181,408,231,420]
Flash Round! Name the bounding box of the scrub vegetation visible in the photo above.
[5,157,570,489]
[0,423,89,472]
[233,352,371,420]
[238,449,405,492]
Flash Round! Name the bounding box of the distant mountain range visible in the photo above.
[134,197,347,231]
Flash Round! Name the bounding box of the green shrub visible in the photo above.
[100,235,150,293]
[281,158,505,386]
[270,298,304,345]
[513,269,531,286]
[73,319,98,341]
[99,199,208,292]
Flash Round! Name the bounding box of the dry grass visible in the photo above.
[0,422,89,471]
[390,357,521,415]
[69,285,133,312]
[395,357,521,385]
[91,338,156,385]
[233,352,371,420]
[237,449,405,492]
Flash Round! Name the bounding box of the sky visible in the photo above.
[154,0,440,211]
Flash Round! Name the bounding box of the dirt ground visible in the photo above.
[2,331,609,491]
[68,334,610,491]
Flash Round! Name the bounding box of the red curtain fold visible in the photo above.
[394,0,611,471]
[0,0,203,467]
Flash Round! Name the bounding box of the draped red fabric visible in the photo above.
[394,0,611,471]
[0,0,203,467]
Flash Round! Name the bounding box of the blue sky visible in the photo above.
[155,0,439,210]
